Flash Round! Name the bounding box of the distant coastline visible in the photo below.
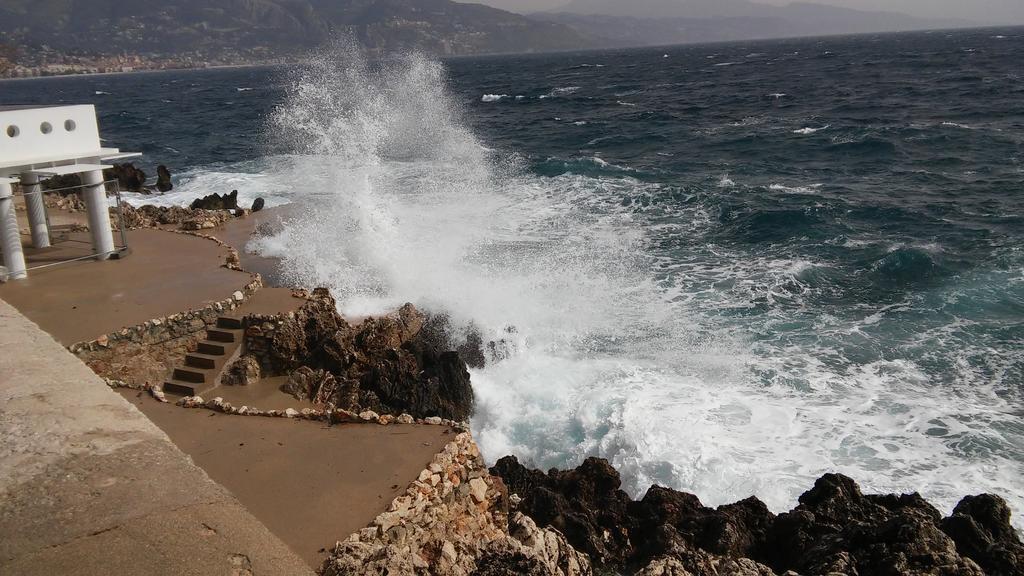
[0,62,286,83]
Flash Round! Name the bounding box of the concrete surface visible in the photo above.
[0,228,250,345]
[0,297,313,575]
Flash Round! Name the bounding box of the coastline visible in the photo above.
[1,197,1021,575]
[0,62,285,83]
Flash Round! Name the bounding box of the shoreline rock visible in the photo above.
[490,455,1024,576]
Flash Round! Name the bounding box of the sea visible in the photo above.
[4,27,1022,524]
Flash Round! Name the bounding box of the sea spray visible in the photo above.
[248,41,1024,527]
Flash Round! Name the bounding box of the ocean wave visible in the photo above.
[236,87,253,92]
[941,121,973,129]
[179,40,1024,529]
[793,125,830,135]
[539,86,581,99]
[481,94,509,102]
[769,183,823,194]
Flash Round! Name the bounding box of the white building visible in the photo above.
[0,104,139,280]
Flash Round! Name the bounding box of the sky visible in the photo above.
[474,0,1024,24]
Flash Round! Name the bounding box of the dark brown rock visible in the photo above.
[189,190,239,210]
[251,197,265,212]
[942,494,1024,576]
[156,165,173,192]
[256,291,473,420]
[492,459,1009,576]
[104,163,147,192]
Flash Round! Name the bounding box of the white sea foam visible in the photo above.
[481,94,508,102]
[793,125,830,135]
[718,174,735,188]
[769,183,823,194]
[237,87,254,92]
[94,90,110,95]
[178,42,1024,527]
[941,121,972,129]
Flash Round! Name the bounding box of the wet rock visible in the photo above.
[156,165,173,192]
[189,190,238,210]
[261,293,473,420]
[221,355,260,386]
[251,197,265,212]
[942,494,1024,576]
[104,163,147,192]
[494,459,1004,576]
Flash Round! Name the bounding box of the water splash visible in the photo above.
[252,42,1024,525]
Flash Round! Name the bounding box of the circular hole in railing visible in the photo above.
[64,119,77,132]
[40,122,53,134]
[5,125,19,138]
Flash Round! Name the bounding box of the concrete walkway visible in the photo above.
[0,297,313,575]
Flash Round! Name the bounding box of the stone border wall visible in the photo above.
[172,393,465,429]
[69,275,262,355]
[64,226,263,387]
[241,312,289,372]
[321,431,592,576]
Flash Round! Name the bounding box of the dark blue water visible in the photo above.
[4,27,1022,520]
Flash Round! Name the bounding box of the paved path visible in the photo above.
[0,297,313,575]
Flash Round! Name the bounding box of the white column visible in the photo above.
[81,170,115,260]
[0,181,28,280]
[19,172,50,248]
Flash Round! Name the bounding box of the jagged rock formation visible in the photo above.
[189,190,239,211]
[156,165,173,192]
[104,163,147,192]
[492,456,1024,576]
[244,290,474,421]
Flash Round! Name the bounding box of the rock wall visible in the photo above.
[71,276,262,387]
[321,431,591,576]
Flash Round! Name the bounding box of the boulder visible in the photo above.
[156,165,173,192]
[262,292,473,420]
[189,190,239,210]
[942,494,1024,576]
[104,163,147,192]
[221,355,260,386]
[251,197,265,212]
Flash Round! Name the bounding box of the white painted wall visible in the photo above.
[0,105,103,168]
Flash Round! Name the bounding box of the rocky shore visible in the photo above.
[200,264,1022,576]
[26,193,1020,576]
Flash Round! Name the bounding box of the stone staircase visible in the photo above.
[163,315,244,397]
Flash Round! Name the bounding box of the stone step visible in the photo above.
[173,366,209,384]
[185,352,221,370]
[197,340,228,356]
[163,378,206,397]
[217,316,243,330]
[207,328,237,343]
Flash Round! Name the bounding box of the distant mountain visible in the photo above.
[541,0,967,46]
[0,0,599,59]
[0,0,976,68]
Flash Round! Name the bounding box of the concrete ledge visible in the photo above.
[0,297,313,575]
